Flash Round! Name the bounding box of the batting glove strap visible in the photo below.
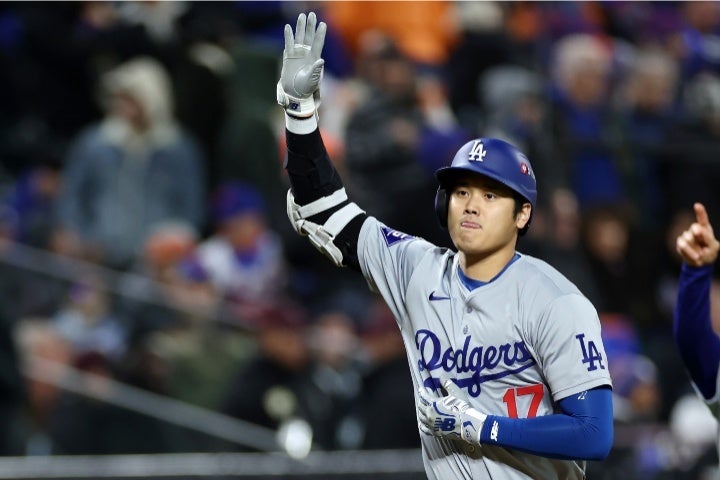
[418,391,486,446]
[277,81,317,118]
[286,188,365,267]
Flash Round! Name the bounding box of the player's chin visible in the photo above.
[452,230,486,248]
[453,237,489,256]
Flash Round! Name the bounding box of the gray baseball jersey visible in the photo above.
[357,217,612,480]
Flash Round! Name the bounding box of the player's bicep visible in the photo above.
[357,219,436,322]
[533,295,612,400]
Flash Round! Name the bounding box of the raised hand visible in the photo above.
[276,12,327,118]
[677,202,720,267]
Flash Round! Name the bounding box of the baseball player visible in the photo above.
[674,202,720,455]
[276,12,613,479]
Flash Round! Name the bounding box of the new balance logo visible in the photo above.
[429,291,451,301]
[435,418,456,432]
[490,420,499,442]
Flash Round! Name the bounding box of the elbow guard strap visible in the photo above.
[286,188,365,266]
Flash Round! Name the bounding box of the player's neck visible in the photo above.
[459,246,518,283]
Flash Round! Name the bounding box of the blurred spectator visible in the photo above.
[51,276,127,363]
[193,181,289,327]
[614,46,680,232]
[220,308,312,451]
[0,157,62,249]
[304,306,364,450]
[444,1,517,129]
[666,1,720,81]
[580,203,660,332]
[524,188,602,307]
[548,33,624,209]
[53,56,206,270]
[117,220,219,343]
[601,313,661,423]
[356,295,418,450]
[661,72,720,229]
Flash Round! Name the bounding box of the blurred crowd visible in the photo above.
[0,1,720,478]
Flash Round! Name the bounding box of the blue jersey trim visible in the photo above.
[458,253,521,290]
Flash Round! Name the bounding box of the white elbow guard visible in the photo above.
[286,188,365,266]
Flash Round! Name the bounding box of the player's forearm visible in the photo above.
[479,387,613,460]
[481,412,611,460]
[285,126,344,204]
[674,263,720,399]
[284,122,366,269]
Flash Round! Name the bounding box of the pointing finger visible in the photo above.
[695,202,710,227]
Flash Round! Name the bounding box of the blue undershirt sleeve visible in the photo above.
[478,386,613,460]
[673,263,720,400]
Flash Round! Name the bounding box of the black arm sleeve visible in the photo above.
[285,128,366,270]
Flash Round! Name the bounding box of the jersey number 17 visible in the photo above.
[502,384,544,418]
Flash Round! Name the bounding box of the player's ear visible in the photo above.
[516,203,532,230]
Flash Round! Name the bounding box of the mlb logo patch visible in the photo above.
[381,227,414,247]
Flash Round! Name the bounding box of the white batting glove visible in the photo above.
[418,379,487,446]
[277,12,327,118]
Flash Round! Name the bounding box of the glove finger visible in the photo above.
[312,21,327,57]
[309,60,324,91]
[283,24,294,52]
[295,13,307,46]
[305,12,316,48]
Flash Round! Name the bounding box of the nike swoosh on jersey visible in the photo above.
[429,291,451,301]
